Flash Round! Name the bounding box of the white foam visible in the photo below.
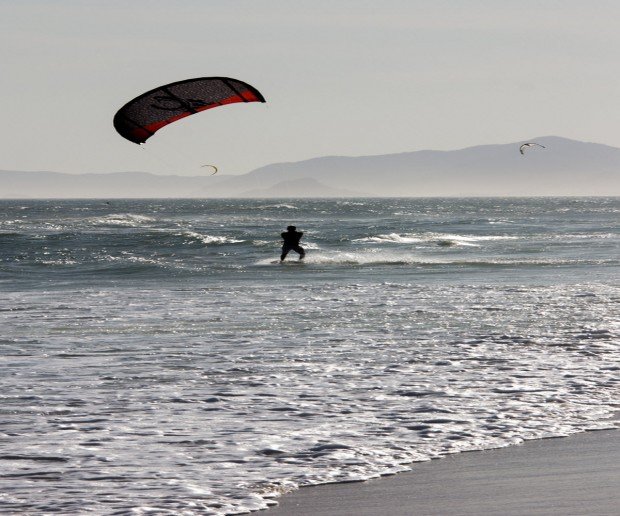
[356,233,423,244]
[179,230,244,245]
[355,232,518,247]
[88,213,157,227]
[262,204,298,209]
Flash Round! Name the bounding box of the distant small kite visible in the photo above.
[202,164,218,175]
[519,142,546,155]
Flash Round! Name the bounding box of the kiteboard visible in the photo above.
[271,260,305,265]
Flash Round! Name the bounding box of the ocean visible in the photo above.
[0,197,618,514]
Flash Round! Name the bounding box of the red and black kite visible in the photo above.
[113,77,266,144]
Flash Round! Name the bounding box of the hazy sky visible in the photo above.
[2,0,620,175]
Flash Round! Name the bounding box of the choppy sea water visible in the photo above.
[0,197,618,514]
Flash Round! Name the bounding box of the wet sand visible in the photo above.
[265,427,619,516]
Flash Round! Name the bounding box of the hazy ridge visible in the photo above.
[1,136,618,198]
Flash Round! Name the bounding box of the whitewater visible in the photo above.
[0,197,618,514]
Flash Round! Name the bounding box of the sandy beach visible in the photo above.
[265,426,619,516]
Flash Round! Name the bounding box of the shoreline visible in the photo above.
[264,425,619,516]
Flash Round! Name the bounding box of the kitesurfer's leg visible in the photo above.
[280,246,290,262]
[296,245,305,260]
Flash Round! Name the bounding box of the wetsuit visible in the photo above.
[281,230,305,261]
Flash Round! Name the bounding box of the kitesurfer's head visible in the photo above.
[287,225,296,231]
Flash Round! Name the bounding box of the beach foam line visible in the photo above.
[265,425,619,516]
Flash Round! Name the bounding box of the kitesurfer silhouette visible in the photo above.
[280,226,305,262]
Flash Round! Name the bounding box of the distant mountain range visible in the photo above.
[1,136,618,198]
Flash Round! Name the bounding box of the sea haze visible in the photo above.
[0,198,618,514]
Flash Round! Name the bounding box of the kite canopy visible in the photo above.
[519,142,546,155]
[201,164,218,175]
[113,77,266,144]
